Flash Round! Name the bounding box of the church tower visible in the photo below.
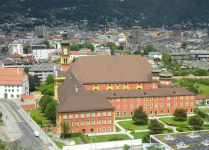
[60,30,70,71]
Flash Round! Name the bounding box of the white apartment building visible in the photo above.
[8,43,23,55]
[32,49,59,60]
[0,68,29,99]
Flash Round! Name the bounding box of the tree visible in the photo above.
[45,100,58,123]
[0,139,26,150]
[70,42,78,51]
[148,119,164,134]
[46,74,54,85]
[154,58,160,65]
[118,45,124,50]
[198,69,208,76]
[34,75,40,87]
[38,35,43,38]
[142,133,150,143]
[29,75,35,91]
[36,83,54,96]
[123,144,130,150]
[53,58,61,63]
[181,42,187,49]
[111,49,114,55]
[39,95,53,112]
[132,106,148,125]
[24,67,30,75]
[82,42,94,51]
[124,51,131,55]
[162,52,172,64]
[72,57,77,63]
[173,108,187,121]
[60,121,70,134]
[188,115,204,129]
[23,45,30,54]
[0,138,6,149]
[144,44,157,55]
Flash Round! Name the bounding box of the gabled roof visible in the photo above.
[10,53,23,58]
[196,94,209,99]
[70,55,152,84]
[56,72,115,113]
[0,68,26,85]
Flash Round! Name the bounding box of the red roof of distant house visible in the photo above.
[0,68,26,85]
[23,43,30,47]
[196,94,209,99]
[10,53,23,58]
[2,58,14,63]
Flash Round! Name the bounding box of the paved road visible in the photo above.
[0,99,44,150]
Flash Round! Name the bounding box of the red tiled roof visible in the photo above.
[196,94,209,99]
[0,68,26,85]
[10,53,23,58]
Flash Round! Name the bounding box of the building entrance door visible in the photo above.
[155,111,157,115]
[82,129,86,134]
[4,93,7,99]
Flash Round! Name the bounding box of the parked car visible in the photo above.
[34,131,39,137]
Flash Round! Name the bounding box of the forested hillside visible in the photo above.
[0,0,209,28]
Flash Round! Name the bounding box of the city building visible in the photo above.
[0,68,29,99]
[50,52,60,61]
[149,52,162,59]
[29,63,60,82]
[172,24,182,37]
[30,45,46,54]
[32,49,59,60]
[54,31,196,135]
[8,43,23,55]
[34,26,47,37]
[94,46,111,54]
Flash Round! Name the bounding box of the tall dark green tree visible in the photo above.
[39,95,53,112]
[132,106,148,125]
[24,67,30,75]
[148,119,164,134]
[188,115,204,129]
[46,74,54,85]
[173,108,187,121]
[45,100,58,123]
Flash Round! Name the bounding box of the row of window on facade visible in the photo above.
[5,86,19,88]
[70,127,112,133]
[95,83,141,87]
[63,111,112,119]
[69,119,112,127]
[5,89,19,92]
[116,109,194,116]
[6,94,20,98]
[110,95,194,102]
[116,102,194,109]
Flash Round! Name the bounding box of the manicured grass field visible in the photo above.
[117,120,150,130]
[53,140,66,149]
[69,137,80,145]
[116,125,122,132]
[132,131,150,139]
[25,109,52,126]
[198,84,209,94]
[88,134,131,143]
[115,117,132,120]
[159,117,191,126]
[0,119,3,126]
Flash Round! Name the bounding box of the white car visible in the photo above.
[34,131,39,137]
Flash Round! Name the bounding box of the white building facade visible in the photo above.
[8,43,23,55]
[0,68,29,99]
[32,49,58,60]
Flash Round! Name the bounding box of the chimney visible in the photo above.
[17,69,19,75]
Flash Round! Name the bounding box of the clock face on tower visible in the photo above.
[64,48,67,54]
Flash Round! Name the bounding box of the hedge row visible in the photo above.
[32,115,43,125]
[60,133,79,138]
[60,132,90,143]
[79,131,90,144]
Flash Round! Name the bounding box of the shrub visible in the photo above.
[127,128,132,131]
[197,110,206,118]
[165,128,174,133]
[130,130,135,134]
[36,119,42,125]
[79,131,90,144]
[32,115,37,121]
[60,133,79,138]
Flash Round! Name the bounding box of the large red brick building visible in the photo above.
[55,31,196,134]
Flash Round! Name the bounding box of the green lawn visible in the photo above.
[116,125,122,132]
[25,109,52,126]
[0,119,3,126]
[69,137,80,145]
[115,117,132,120]
[88,134,131,143]
[159,117,191,126]
[198,84,209,94]
[53,140,66,149]
[117,120,150,130]
[132,132,150,139]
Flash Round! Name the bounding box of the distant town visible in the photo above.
[1,24,209,150]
